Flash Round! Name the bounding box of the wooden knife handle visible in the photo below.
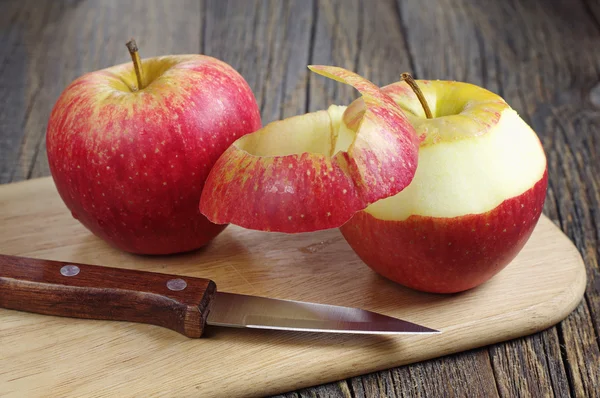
[0,254,216,338]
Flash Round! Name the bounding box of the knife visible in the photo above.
[0,254,439,338]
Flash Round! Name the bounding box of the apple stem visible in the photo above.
[126,38,144,91]
[401,73,433,119]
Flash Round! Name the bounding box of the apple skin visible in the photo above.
[46,55,261,255]
[199,66,419,233]
[340,171,547,293]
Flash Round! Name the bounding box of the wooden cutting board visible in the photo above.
[0,177,586,398]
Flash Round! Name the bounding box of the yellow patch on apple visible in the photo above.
[363,80,547,220]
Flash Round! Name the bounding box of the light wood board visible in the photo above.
[0,177,587,398]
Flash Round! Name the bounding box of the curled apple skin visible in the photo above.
[340,80,548,293]
[200,66,419,233]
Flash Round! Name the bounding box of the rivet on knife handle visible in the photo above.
[0,254,216,338]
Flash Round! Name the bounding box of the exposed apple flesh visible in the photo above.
[340,80,548,293]
[46,48,261,255]
[199,66,419,233]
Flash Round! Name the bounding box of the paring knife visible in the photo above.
[0,254,439,338]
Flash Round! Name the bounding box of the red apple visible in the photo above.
[340,79,548,293]
[199,66,419,233]
[46,42,261,255]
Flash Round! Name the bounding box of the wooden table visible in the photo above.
[0,1,598,396]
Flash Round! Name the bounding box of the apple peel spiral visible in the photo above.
[199,66,420,233]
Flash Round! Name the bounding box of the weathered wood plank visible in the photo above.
[280,349,499,398]
[280,1,316,119]
[280,382,352,398]
[308,0,361,113]
[2,0,202,183]
[583,0,600,26]
[0,0,53,184]
[357,1,414,87]
[489,331,571,398]
[203,0,316,124]
[252,0,315,123]
[204,0,273,122]
[347,349,499,398]
[542,101,600,397]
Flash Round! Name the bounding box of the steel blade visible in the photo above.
[206,292,439,335]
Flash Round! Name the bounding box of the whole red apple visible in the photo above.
[46,42,261,255]
[340,78,548,293]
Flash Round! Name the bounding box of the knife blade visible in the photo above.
[0,254,439,337]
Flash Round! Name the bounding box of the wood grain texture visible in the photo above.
[349,349,499,398]
[0,0,202,184]
[203,0,315,125]
[0,255,216,338]
[0,177,587,398]
[0,0,598,396]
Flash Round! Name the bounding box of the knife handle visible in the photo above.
[0,254,216,338]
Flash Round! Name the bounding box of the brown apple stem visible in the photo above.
[126,38,144,91]
[401,73,433,119]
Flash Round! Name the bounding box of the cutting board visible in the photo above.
[0,177,586,398]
